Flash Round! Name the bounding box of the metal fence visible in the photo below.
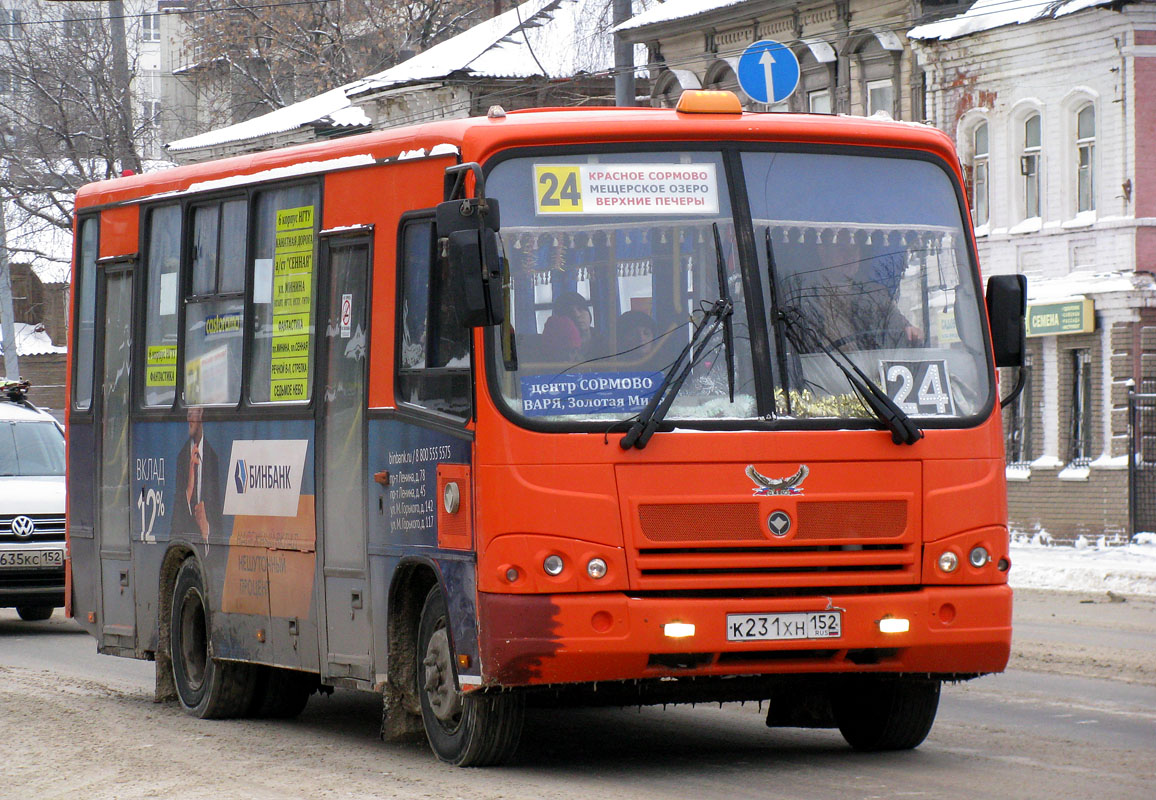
[1129,383,1156,537]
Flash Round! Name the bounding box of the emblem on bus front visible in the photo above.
[746,464,809,496]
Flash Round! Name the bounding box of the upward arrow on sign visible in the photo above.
[760,50,776,98]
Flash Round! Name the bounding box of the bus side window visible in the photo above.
[184,199,246,406]
[73,216,99,411]
[397,217,471,419]
[142,204,181,408]
[249,184,319,405]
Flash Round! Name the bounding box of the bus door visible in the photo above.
[316,232,373,682]
[95,261,136,653]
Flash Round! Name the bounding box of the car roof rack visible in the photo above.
[1,378,31,402]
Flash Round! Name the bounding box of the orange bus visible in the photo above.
[67,90,1027,765]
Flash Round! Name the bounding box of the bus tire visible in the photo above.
[170,557,255,719]
[249,666,316,719]
[832,676,940,751]
[416,584,523,766]
[16,606,54,621]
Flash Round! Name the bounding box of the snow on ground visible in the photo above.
[1009,532,1156,597]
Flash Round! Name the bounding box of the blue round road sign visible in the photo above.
[737,40,800,105]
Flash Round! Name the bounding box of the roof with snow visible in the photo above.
[908,0,1116,42]
[168,0,649,154]
[3,203,71,284]
[0,322,67,357]
[615,0,744,32]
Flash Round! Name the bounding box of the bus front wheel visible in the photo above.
[416,584,523,766]
[170,557,255,719]
[832,676,941,751]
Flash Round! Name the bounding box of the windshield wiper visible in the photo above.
[777,305,923,446]
[620,297,732,450]
[711,223,736,403]
[764,228,792,414]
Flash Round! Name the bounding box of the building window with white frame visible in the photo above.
[867,79,894,116]
[971,121,989,227]
[141,13,161,42]
[0,6,23,39]
[808,89,831,114]
[1005,362,1032,464]
[1020,113,1042,219]
[1076,104,1095,214]
[1068,349,1092,464]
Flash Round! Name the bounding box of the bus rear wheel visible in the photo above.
[832,676,941,751]
[170,557,255,719]
[416,584,523,766]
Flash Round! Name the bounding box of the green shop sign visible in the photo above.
[1026,298,1094,337]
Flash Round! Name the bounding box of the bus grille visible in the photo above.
[631,501,916,590]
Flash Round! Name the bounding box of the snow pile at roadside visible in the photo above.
[1009,533,1156,597]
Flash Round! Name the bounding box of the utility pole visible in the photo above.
[108,0,141,173]
[613,0,635,107]
[0,187,20,380]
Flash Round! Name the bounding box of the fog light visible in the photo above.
[969,546,990,568]
[587,558,608,579]
[664,622,695,638]
[938,551,959,573]
[543,555,564,576]
[878,617,910,634]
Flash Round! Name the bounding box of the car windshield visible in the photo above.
[0,421,66,476]
[486,147,991,429]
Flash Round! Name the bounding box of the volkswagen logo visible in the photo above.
[767,510,792,537]
[11,515,36,538]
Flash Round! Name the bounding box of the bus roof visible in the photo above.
[75,106,959,211]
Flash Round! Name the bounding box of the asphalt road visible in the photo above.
[0,589,1152,800]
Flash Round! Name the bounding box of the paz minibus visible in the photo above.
[68,90,1027,765]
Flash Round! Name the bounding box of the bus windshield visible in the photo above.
[486,147,991,428]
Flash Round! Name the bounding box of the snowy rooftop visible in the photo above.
[168,0,650,154]
[615,0,743,31]
[3,204,71,284]
[0,322,67,357]
[1024,270,1154,304]
[909,0,1115,42]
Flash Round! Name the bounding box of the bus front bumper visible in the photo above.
[476,584,1011,688]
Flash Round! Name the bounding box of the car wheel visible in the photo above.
[416,584,523,766]
[16,605,54,622]
[170,557,255,718]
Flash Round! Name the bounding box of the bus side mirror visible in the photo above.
[446,227,504,328]
[986,274,1027,368]
[436,162,503,328]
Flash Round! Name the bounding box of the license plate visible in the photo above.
[0,549,64,569]
[726,611,842,642]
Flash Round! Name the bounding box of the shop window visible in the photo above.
[1005,363,1032,464]
[971,122,989,227]
[1020,113,1042,219]
[184,198,247,406]
[1076,104,1095,213]
[249,184,318,404]
[1068,349,1092,464]
[143,204,181,407]
[397,217,471,419]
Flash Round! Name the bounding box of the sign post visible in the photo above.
[737,40,800,105]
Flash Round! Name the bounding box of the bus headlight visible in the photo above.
[543,555,564,576]
[969,546,990,568]
[937,551,959,573]
[586,558,607,579]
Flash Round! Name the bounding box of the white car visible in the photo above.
[0,381,66,621]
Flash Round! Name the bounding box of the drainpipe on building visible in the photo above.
[614,0,635,106]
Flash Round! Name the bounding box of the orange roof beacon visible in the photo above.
[67,91,1028,765]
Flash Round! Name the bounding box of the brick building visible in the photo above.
[911,1,1156,542]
